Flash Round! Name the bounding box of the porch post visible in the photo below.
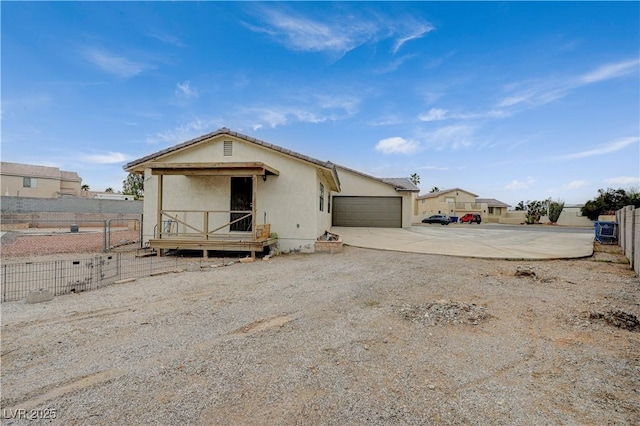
[203,211,209,259]
[156,173,163,257]
[251,174,257,259]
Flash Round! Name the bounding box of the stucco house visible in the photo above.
[475,198,511,221]
[414,188,511,223]
[333,165,417,228]
[123,128,418,257]
[0,162,82,198]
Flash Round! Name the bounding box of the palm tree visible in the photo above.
[81,184,90,191]
[409,173,420,186]
[430,186,440,193]
[105,187,114,193]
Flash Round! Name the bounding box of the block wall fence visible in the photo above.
[616,205,640,276]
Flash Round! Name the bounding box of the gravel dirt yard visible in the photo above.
[1,244,639,425]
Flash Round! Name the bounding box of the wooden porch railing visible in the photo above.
[157,209,256,240]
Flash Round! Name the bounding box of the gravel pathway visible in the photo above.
[1,246,639,425]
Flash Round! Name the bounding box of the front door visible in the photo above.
[230,177,253,232]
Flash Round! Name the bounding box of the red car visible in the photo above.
[460,213,482,224]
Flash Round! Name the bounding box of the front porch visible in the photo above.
[149,235,277,257]
[150,162,279,258]
[150,210,277,257]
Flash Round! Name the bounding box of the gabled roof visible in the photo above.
[335,164,420,192]
[417,187,478,200]
[380,177,420,192]
[123,128,340,190]
[475,198,511,208]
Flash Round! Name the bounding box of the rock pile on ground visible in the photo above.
[589,310,640,332]
[398,300,491,326]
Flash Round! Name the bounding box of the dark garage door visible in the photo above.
[332,196,402,228]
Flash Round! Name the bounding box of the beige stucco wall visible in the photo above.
[544,207,594,227]
[0,175,61,198]
[499,211,526,224]
[141,135,332,252]
[335,167,414,228]
[59,179,81,197]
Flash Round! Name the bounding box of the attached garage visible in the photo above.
[332,196,402,228]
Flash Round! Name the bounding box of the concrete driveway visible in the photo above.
[331,224,595,259]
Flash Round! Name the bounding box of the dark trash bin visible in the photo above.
[70,224,79,233]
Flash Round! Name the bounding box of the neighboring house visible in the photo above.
[414,188,511,223]
[0,162,82,198]
[475,198,511,222]
[415,188,479,220]
[123,128,418,256]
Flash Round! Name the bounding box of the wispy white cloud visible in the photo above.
[562,180,588,190]
[367,115,406,126]
[373,54,417,74]
[245,5,433,58]
[315,94,360,116]
[82,151,131,164]
[579,59,640,84]
[420,123,476,150]
[147,31,186,48]
[556,136,638,160]
[505,177,535,190]
[243,7,374,56]
[251,109,287,129]
[175,81,199,99]
[240,94,359,130]
[83,48,154,78]
[416,165,449,171]
[417,108,448,122]
[147,118,221,145]
[391,22,435,54]
[605,176,640,186]
[243,106,329,130]
[497,58,639,109]
[459,110,511,120]
[417,107,510,122]
[375,137,419,154]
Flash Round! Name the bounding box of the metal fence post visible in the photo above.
[55,260,61,297]
[103,220,108,252]
[2,264,6,303]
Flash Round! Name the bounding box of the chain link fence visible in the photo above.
[1,217,142,257]
[1,252,211,302]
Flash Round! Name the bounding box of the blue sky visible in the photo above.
[2,1,639,206]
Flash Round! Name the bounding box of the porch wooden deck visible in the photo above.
[149,234,277,257]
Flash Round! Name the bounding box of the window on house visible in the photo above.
[319,183,324,211]
[328,191,331,214]
[223,141,233,156]
[488,207,494,215]
[23,177,37,188]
